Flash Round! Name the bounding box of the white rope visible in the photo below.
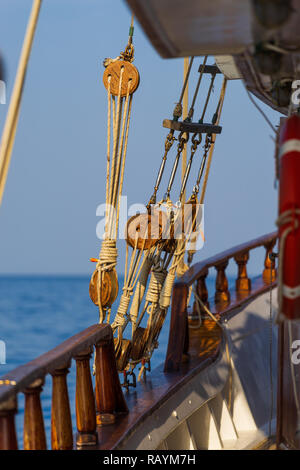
[0,0,42,206]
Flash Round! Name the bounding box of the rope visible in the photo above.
[173,57,194,120]
[146,269,167,304]
[0,0,42,206]
[199,69,217,124]
[115,93,133,236]
[200,78,227,204]
[187,56,208,121]
[129,254,154,334]
[159,272,176,309]
[112,236,148,336]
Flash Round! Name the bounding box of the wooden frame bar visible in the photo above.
[163,119,222,135]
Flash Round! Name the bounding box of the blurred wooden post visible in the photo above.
[215,261,230,308]
[263,240,277,284]
[234,251,251,299]
[0,396,18,450]
[95,336,128,426]
[51,364,73,450]
[23,379,47,450]
[196,268,210,309]
[75,348,97,447]
[164,283,189,372]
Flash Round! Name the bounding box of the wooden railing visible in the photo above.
[164,231,278,372]
[0,324,127,450]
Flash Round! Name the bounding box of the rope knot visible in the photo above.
[145,268,167,305]
[98,239,118,271]
[159,272,176,309]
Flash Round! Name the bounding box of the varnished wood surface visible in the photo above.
[51,368,73,450]
[164,283,189,372]
[180,231,277,287]
[94,355,215,450]
[91,273,275,450]
[103,60,140,97]
[75,351,97,446]
[0,232,279,450]
[0,324,111,405]
[23,382,47,450]
[0,411,18,450]
[163,119,222,135]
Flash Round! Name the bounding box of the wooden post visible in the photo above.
[94,337,128,426]
[215,261,230,309]
[75,348,97,447]
[164,283,189,372]
[51,365,73,450]
[23,379,47,450]
[234,251,251,299]
[191,268,209,324]
[196,268,210,309]
[0,396,18,450]
[263,240,277,284]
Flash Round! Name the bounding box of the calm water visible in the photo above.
[0,274,235,448]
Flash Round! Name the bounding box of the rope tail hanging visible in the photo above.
[89,16,140,324]
[0,0,42,206]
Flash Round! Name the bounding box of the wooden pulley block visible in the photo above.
[103,60,140,97]
[89,268,118,308]
[126,212,164,251]
[130,327,148,361]
[114,338,132,371]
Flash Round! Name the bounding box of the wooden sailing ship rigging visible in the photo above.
[0,0,300,451]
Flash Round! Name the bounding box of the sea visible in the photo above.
[0,274,235,448]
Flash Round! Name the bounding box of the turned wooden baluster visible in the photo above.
[0,396,18,450]
[192,268,210,318]
[215,260,230,310]
[95,337,128,426]
[263,239,277,284]
[51,364,73,450]
[23,379,47,450]
[234,251,251,299]
[75,348,97,447]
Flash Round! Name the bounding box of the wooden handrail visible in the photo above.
[0,324,110,404]
[0,323,127,450]
[165,231,278,372]
[180,231,277,286]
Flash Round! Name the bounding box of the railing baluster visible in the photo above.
[51,365,73,450]
[193,267,209,317]
[75,348,97,447]
[23,379,47,450]
[234,251,251,299]
[95,337,128,426]
[0,396,18,450]
[215,260,230,309]
[263,240,277,284]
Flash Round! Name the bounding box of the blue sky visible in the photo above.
[0,0,280,275]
